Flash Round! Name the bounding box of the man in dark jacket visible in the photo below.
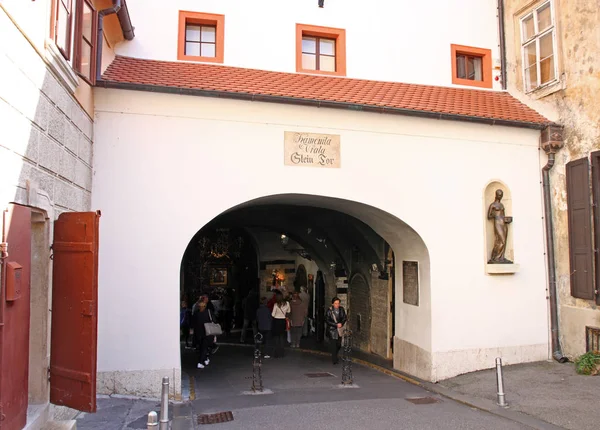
[256,296,273,358]
[240,289,259,342]
[325,297,347,364]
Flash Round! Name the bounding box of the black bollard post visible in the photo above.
[251,332,264,393]
[341,328,353,386]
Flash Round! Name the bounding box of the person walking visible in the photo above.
[325,297,347,364]
[192,302,215,369]
[240,289,259,343]
[271,291,290,358]
[180,300,192,348]
[256,296,272,358]
[289,292,306,348]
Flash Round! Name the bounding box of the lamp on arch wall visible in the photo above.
[318,0,325,7]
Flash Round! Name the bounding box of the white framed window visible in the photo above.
[520,1,558,92]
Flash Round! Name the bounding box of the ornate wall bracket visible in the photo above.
[540,124,564,155]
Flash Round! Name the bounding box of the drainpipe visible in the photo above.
[540,125,567,363]
[497,0,507,90]
[95,0,135,83]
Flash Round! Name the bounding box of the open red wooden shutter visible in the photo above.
[566,158,594,300]
[591,151,600,305]
[50,211,100,412]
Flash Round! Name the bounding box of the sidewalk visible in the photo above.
[436,360,600,430]
[74,344,597,430]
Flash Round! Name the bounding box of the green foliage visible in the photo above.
[575,351,600,375]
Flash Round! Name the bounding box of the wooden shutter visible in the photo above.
[50,211,100,412]
[566,158,594,300]
[591,151,600,305]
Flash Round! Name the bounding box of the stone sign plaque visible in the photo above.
[284,131,341,168]
[403,261,419,306]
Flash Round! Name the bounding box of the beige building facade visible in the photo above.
[503,0,600,358]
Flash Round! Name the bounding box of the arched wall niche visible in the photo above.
[483,180,516,273]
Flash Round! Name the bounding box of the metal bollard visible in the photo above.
[147,411,158,429]
[341,329,354,386]
[159,377,169,430]
[495,357,508,408]
[251,332,264,392]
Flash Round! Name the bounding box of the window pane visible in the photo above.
[540,32,554,60]
[57,5,70,51]
[186,25,201,42]
[456,55,466,79]
[473,56,483,81]
[320,55,336,72]
[201,43,216,57]
[201,26,216,43]
[81,41,91,79]
[185,42,200,56]
[302,37,316,54]
[82,2,93,41]
[537,3,552,32]
[524,42,537,68]
[522,14,535,40]
[525,65,538,90]
[319,38,336,56]
[466,56,475,79]
[540,55,555,84]
[302,53,316,70]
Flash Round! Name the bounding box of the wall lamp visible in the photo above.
[318,0,325,7]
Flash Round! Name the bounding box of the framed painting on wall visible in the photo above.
[209,266,228,286]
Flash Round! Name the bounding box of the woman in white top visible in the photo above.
[271,291,290,358]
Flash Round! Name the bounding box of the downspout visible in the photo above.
[497,0,507,90]
[541,126,567,363]
[95,0,134,83]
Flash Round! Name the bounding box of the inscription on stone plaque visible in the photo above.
[403,261,419,306]
[284,131,341,168]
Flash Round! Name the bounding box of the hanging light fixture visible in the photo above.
[318,0,325,7]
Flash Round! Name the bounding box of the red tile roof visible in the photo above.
[101,56,551,128]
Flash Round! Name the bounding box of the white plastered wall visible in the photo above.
[92,88,549,395]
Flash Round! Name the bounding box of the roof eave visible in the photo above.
[96,79,553,130]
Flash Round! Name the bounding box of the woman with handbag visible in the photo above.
[325,297,347,364]
[193,302,219,369]
[271,291,290,358]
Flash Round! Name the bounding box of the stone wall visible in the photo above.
[0,6,94,421]
[0,8,93,218]
[370,273,390,358]
[503,0,600,359]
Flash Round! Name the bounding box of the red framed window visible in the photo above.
[74,0,97,83]
[53,0,73,61]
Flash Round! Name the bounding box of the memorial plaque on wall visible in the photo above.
[284,131,341,168]
[403,261,419,306]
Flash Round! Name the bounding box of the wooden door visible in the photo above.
[0,204,32,430]
[50,212,100,413]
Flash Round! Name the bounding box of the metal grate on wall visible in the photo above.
[586,326,600,353]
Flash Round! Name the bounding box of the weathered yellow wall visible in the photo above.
[504,0,600,358]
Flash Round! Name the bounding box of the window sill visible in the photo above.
[177,55,223,64]
[44,39,79,94]
[452,77,492,89]
[526,79,563,100]
[297,68,346,77]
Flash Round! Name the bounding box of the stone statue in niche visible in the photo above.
[488,189,513,264]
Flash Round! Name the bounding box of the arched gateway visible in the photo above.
[178,194,432,388]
